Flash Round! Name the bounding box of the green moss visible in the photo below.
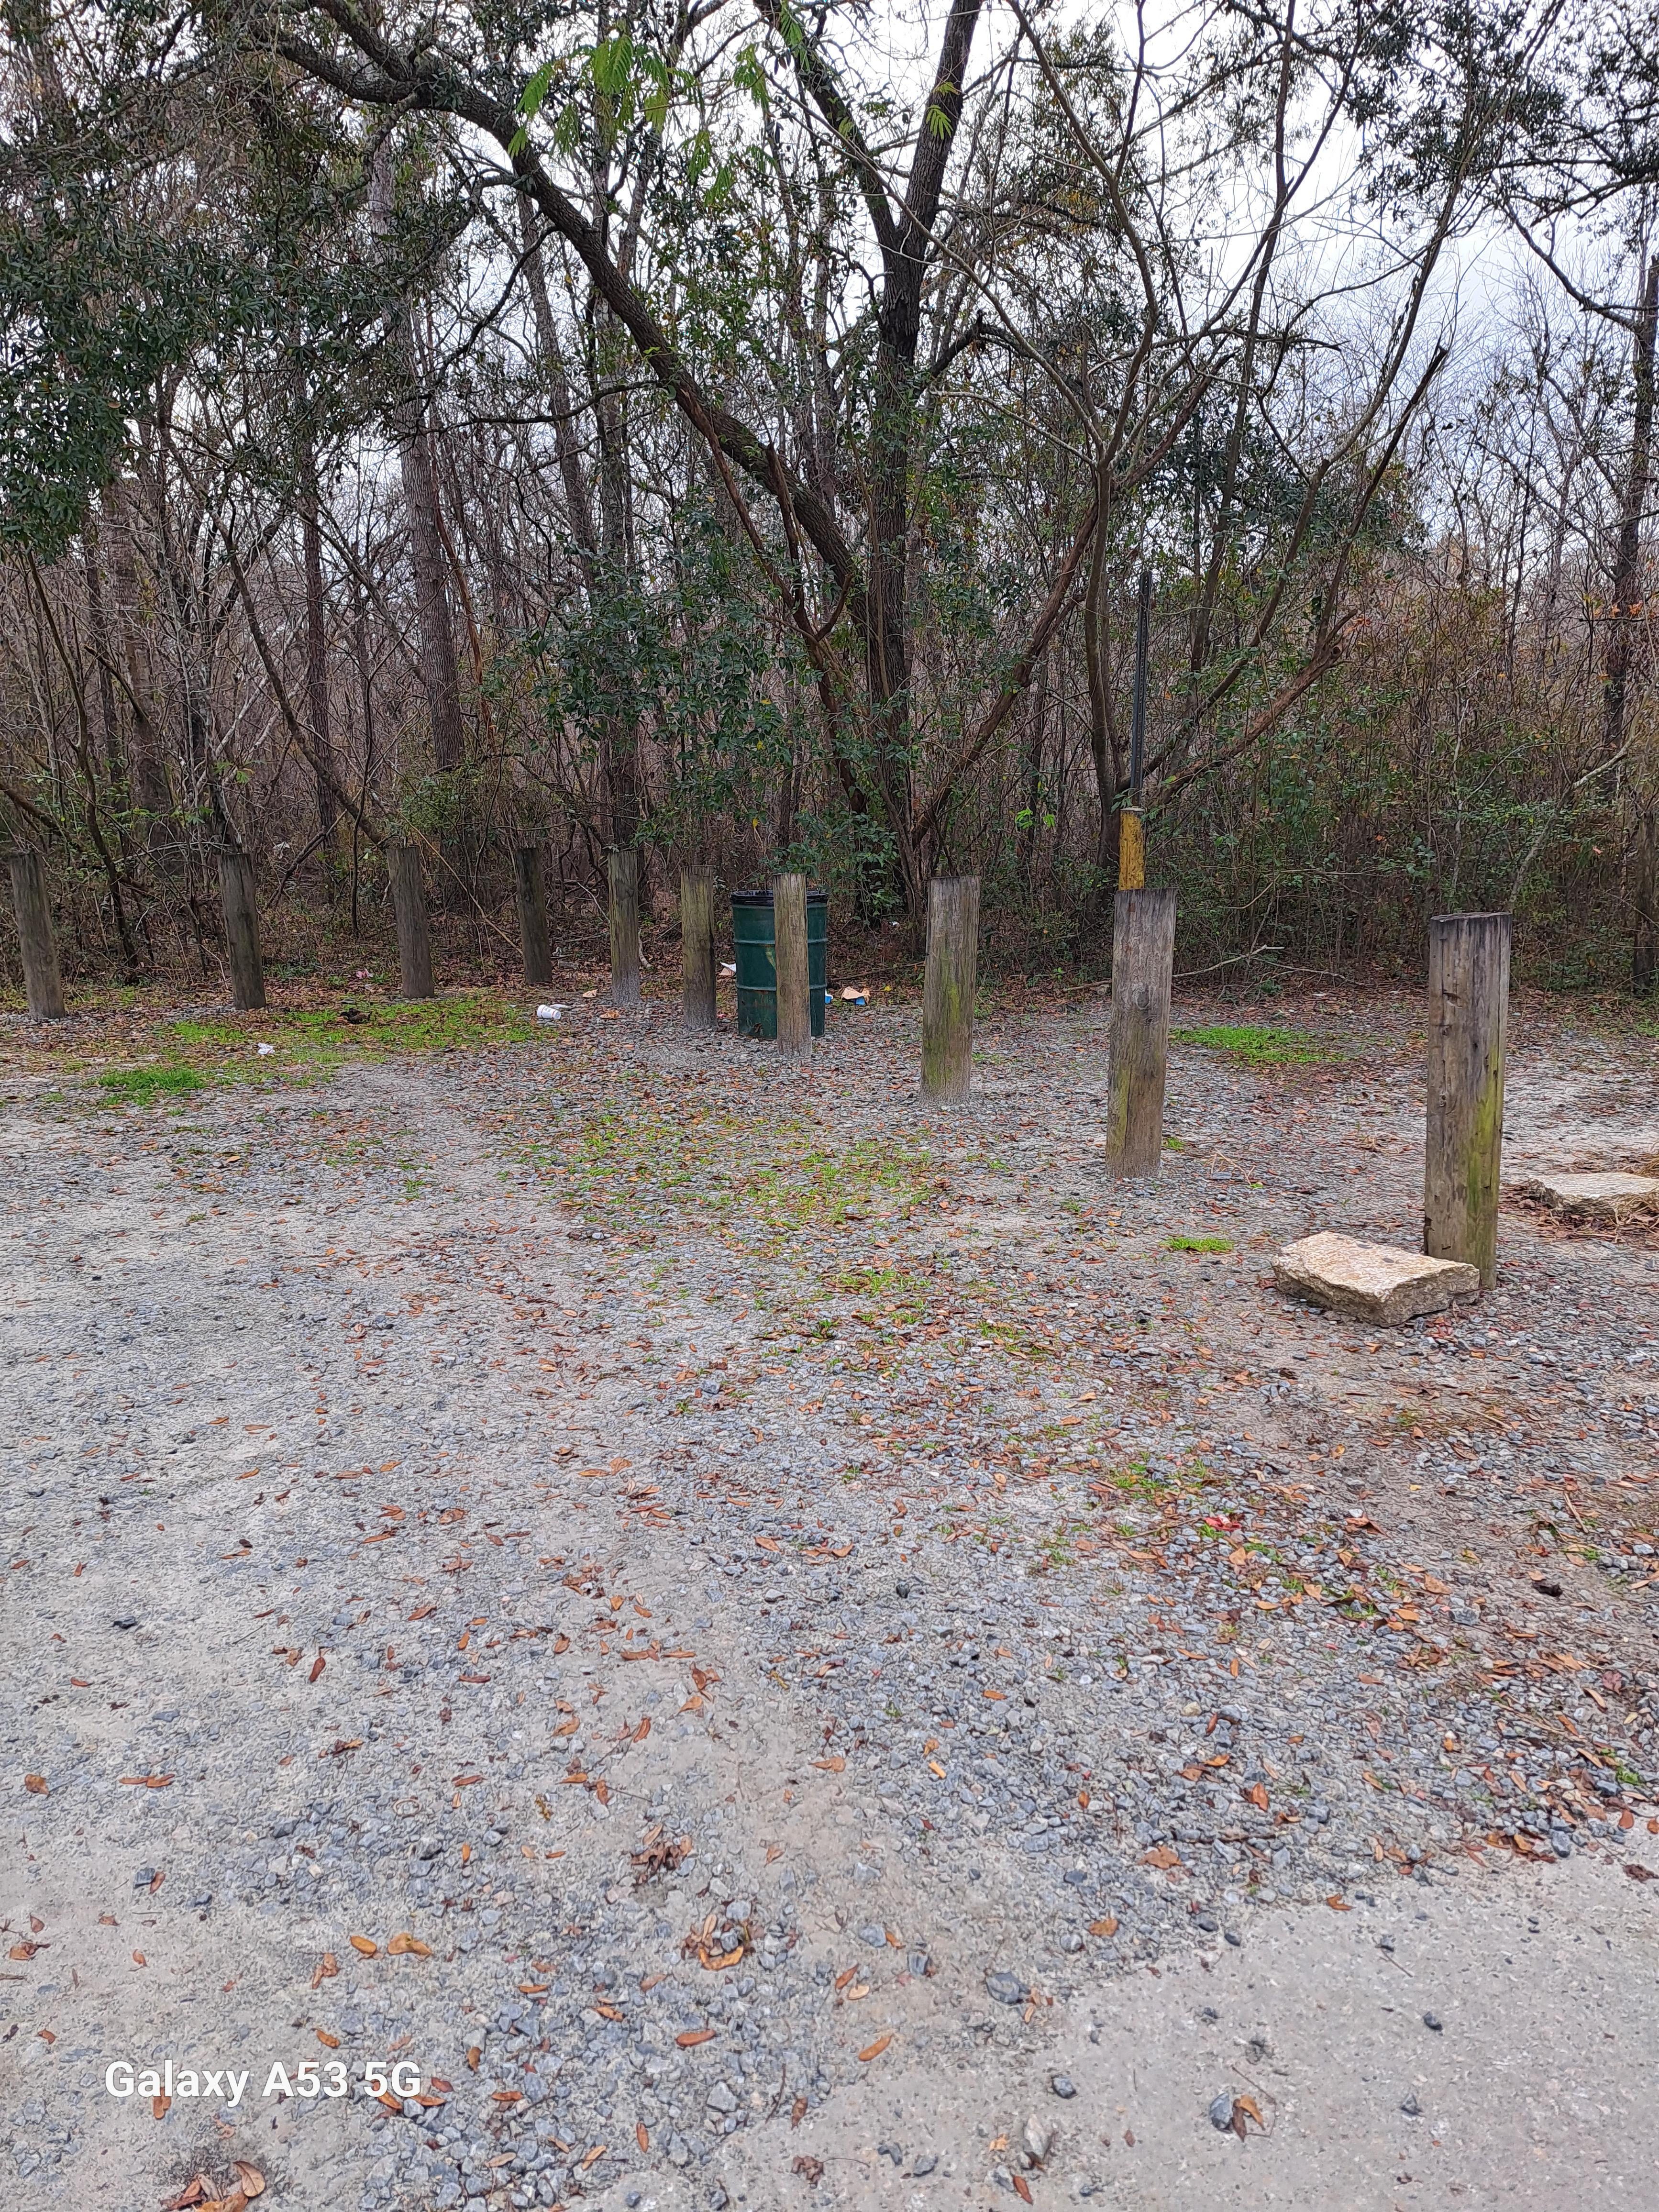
[1165,1234,1234,1253]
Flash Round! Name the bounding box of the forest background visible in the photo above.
[2,0,1658,999]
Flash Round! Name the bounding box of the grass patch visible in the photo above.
[97,1063,206,1105]
[1172,1023,1335,1065]
[1166,1233,1234,1253]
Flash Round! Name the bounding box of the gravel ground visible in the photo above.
[3,975,1658,2212]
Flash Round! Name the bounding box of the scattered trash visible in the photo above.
[720,962,737,975]
[840,983,870,1004]
[256,1043,275,1056]
[536,1004,565,1021]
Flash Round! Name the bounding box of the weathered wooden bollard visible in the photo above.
[6,845,66,1021]
[217,847,267,1011]
[1424,911,1510,1290]
[681,866,716,1029]
[773,871,811,1059]
[921,874,979,1100]
[387,842,434,999]
[1105,886,1176,1175]
[608,848,641,1008]
[513,843,552,987]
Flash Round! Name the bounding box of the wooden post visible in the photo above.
[608,848,641,1007]
[773,872,811,1058]
[921,874,979,1100]
[217,847,266,1011]
[1105,886,1176,1176]
[387,842,434,999]
[6,845,66,1020]
[513,843,552,987]
[1117,809,1145,890]
[681,866,716,1029]
[1424,911,1510,1291]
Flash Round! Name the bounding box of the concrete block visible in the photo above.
[1272,1231,1481,1325]
[1519,1171,1659,1221]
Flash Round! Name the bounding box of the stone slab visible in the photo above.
[1272,1231,1481,1325]
[1519,1170,1659,1221]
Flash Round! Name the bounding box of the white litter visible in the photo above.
[720,962,737,975]
[536,1004,565,1021]
[256,1042,275,1055]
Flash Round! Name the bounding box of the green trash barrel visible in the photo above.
[732,887,828,1040]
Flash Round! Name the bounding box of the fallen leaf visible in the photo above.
[1013,2177,1034,2205]
[309,1654,326,1683]
[676,2028,715,2047]
[132,1949,146,1965]
[310,1952,339,1989]
[791,2095,808,2128]
[23,1773,46,1795]
[793,2154,824,2184]
[8,1942,39,1960]
[466,2046,482,2070]
[755,1535,781,1552]
[316,2028,340,2049]
[577,2144,607,2172]
[857,2034,892,2062]
[813,1756,846,1773]
[1087,1917,1119,1938]
[387,1932,431,1957]
[348,1935,378,1957]
[152,2093,170,2119]
[636,2122,649,2151]
[1326,1895,1351,1912]
[1624,1862,1658,1882]
[1246,1782,1270,1812]
[233,2164,266,2200]
[1141,1844,1180,1870]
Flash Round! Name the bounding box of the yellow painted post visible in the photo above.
[1118,808,1145,891]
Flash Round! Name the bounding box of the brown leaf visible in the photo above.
[1141,1844,1180,1870]
[233,2164,266,2200]
[790,2094,808,2128]
[1326,1895,1351,1911]
[315,2028,340,2049]
[310,1952,339,1989]
[1245,1782,1270,1812]
[23,1773,46,1795]
[8,1942,40,1961]
[595,1778,609,1806]
[1013,2177,1034,2205]
[309,1653,326,1682]
[1087,1916,1119,1938]
[812,1756,846,1773]
[152,2093,171,2119]
[636,2122,649,2152]
[348,1934,378,1956]
[1624,1862,1658,1882]
[676,2028,715,2047]
[466,2046,482,2071]
[387,1932,431,1957]
[793,2154,825,2185]
[132,1949,146,1965]
[857,2034,892,2062]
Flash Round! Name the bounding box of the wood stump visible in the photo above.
[217,848,266,1012]
[1424,911,1510,1291]
[773,872,811,1059]
[6,846,66,1021]
[513,844,552,987]
[681,867,716,1029]
[608,849,641,1008]
[387,843,434,1000]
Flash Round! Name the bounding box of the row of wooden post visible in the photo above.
[3,840,1509,1288]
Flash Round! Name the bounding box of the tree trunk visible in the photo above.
[1603,255,1659,766]
[1635,804,1657,997]
[296,394,340,838]
[370,148,466,774]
